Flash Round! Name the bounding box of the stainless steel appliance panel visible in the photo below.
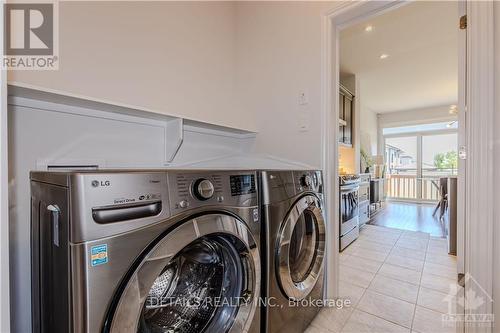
[64,172,169,243]
[340,185,359,227]
[31,170,262,333]
[340,226,359,251]
[339,175,360,251]
[359,201,370,226]
[260,171,296,205]
[261,170,325,333]
[31,182,70,333]
[358,183,370,203]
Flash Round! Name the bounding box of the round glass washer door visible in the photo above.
[276,195,325,301]
[108,213,260,333]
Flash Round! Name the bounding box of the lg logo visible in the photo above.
[92,180,111,188]
[4,3,54,56]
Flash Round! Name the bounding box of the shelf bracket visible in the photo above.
[164,118,183,163]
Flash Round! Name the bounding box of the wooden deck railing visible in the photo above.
[386,175,440,201]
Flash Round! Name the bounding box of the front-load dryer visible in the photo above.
[30,170,261,333]
[259,170,326,333]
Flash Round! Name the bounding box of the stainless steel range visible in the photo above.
[339,174,360,251]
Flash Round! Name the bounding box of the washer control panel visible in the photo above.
[293,170,323,193]
[192,178,215,200]
[168,171,258,214]
[230,174,256,196]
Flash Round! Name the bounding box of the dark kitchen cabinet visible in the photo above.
[339,84,353,146]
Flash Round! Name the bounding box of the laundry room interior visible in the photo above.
[7,3,330,333]
[2,1,499,333]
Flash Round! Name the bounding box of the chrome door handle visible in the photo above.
[47,204,60,247]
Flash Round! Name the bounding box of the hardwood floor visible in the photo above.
[369,201,446,237]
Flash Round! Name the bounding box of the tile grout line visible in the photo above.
[410,234,430,330]
[353,307,412,331]
[337,227,445,333]
[363,278,420,305]
[313,226,453,333]
[336,225,393,333]
[350,229,416,331]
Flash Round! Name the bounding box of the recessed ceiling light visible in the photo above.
[365,25,373,32]
[379,54,389,59]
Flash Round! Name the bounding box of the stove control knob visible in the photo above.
[193,179,215,201]
[300,175,312,187]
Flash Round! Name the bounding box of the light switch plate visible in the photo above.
[298,90,309,105]
[298,112,310,131]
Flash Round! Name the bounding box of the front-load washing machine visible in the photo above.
[259,170,326,333]
[30,170,261,333]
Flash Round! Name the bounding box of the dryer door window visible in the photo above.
[277,195,325,301]
[107,214,260,333]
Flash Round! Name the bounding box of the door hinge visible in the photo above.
[460,15,467,29]
[459,146,467,160]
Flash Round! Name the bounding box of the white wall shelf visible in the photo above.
[8,84,257,165]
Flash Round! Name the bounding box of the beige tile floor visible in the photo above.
[306,224,463,333]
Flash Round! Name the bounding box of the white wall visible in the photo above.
[235,1,341,168]
[8,2,256,132]
[356,76,379,160]
[8,0,348,168]
[359,104,378,157]
[378,104,456,128]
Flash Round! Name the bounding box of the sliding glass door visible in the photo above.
[385,136,419,200]
[384,126,458,202]
[421,133,458,200]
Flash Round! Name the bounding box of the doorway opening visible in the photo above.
[316,1,469,332]
[337,1,460,239]
[376,122,459,237]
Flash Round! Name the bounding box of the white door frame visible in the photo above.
[321,3,495,331]
[320,0,409,299]
[462,2,494,332]
[0,1,11,332]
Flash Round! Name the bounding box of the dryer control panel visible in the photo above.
[168,171,258,215]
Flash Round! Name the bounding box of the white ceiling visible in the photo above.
[340,1,458,114]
